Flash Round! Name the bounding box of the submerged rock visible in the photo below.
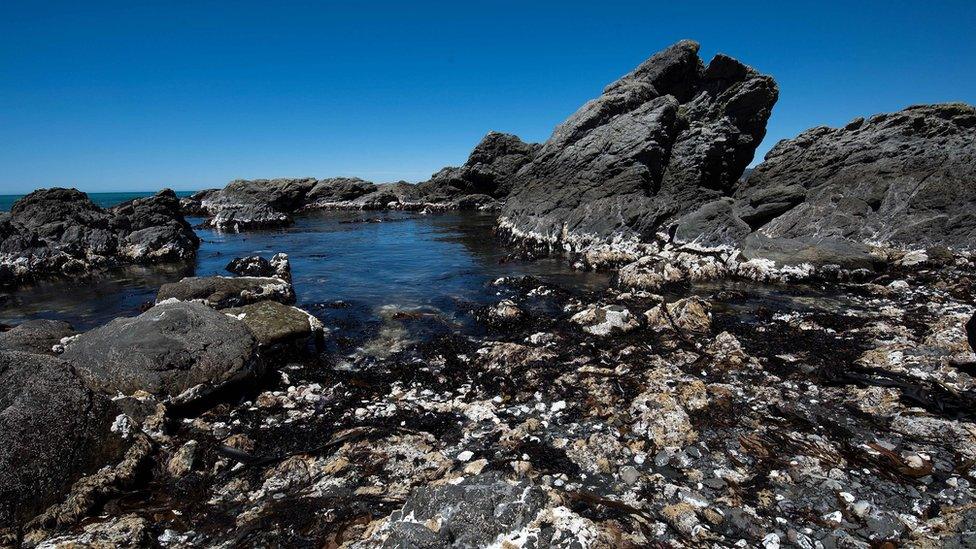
[0,188,198,287]
[62,301,262,403]
[0,351,125,530]
[156,275,296,308]
[0,319,75,355]
[500,40,778,247]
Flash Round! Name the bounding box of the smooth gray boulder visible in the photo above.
[0,319,75,355]
[223,300,316,347]
[737,103,976,249]
[500,40,778,247]
[0,351,125,528]
[156,275,295,309]
[62,301,262,402]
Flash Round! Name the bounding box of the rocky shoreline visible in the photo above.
[2,39,976,547]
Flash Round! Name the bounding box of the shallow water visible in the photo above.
[0,211,609,331]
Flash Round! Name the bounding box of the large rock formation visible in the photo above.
[735,103,976,249]
[499,40,778,248]
[0,351,125,529]
[199,178,318,230]
[0,189,199,286]
[62,301,263,403]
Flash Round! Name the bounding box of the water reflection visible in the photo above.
[1,211,609,330]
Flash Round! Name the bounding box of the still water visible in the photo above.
[0,211,608,331]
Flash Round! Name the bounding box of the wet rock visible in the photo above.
[62,301,262,403]
[0,319,75,354]
[631,391,697,449]
[738,103,976,249]
[362,473,549,548]
[0,351,125,530]
[0,188,198,287]
[571,304,639,336]
[501,40,777,248]
[223,300,322,347]
[156,275,295,308]
[225,252,292,281]
[739,233,880,271]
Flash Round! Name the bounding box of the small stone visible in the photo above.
[167,440,198,478]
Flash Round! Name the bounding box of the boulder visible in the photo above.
[370,473,549,548]
[201,178,318,230]
[737,103,976,249]
[500,40,778,248]
[0,189,198,287]
[223,300,318,347]
[303,177,377,208]
[156,275,295,309]
[0,351,125,528]
[0,319,75,355]
[61,301,262,402]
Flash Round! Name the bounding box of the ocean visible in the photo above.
[0,191,196,212]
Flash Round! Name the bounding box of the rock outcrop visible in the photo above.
[416,131,539,203]
[199,178,318,231]
[156,275,296,309]
[0,189,199,286]
[0,351,125,529]
[735,103,976,250]
[62,301,263,403]
[225,252,292,281]
[500,40,778,248]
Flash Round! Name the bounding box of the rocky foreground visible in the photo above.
[4,250,976,547]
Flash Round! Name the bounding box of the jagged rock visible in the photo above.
[501,40,778,248]
[225,252,292,281]
[156,275,295,308]
[303,177,377,208]
[31,514,152,548]
[645,297,712,336]
[0,351,125,530]
[0,189,198,286]
[223,300,320,347]
[351,182,424,210]
[738,103,976,249]
[417,132,539,201]
[62,301,262,402]
[167,440,198,478]
[0,319,75,354]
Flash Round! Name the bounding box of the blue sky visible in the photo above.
[1,1,974,194]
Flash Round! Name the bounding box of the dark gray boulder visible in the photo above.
[225,252,292,281]
[737,103,976,249]
[0,319,75,355]
[302,177,377,208]
[0,189,199,287]
[416,132,539,201]
[500,40,778,247]
[376,473,549,548]
[62,301,262,402]
[156,275,296,309]
[0,351,125,528]
[201,178,318,230]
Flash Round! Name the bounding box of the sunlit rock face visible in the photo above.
[500,40,778,249]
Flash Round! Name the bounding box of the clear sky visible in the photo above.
[1,1,974,194]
